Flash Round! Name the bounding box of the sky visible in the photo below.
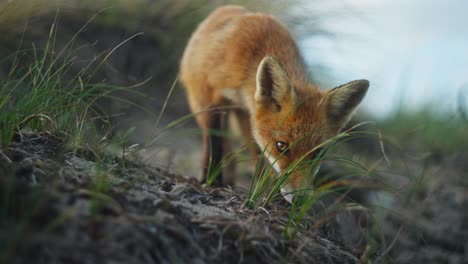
[300,0,468,118]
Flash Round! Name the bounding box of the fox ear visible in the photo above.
[325,79,369,130]
[255,56,295,111]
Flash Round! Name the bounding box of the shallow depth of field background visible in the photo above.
[301,0,468,118]
[0,0,466,179]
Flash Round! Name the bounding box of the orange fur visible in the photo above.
[180,5,369,201]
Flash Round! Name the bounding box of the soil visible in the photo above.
[1,132,366,264]
[380,157,468,263]
[0,132,466,263]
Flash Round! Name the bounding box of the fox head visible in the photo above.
[253,56,369,203]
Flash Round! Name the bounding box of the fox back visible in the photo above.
[180,5,369,202]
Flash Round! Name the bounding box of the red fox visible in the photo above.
[180,5,369,202]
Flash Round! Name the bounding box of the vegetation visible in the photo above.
[379,109,468,154]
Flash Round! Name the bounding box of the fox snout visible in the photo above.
[277,160,322,204]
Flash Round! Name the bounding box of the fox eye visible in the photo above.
[275,141,289,154]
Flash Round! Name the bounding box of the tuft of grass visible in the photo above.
[244,107,374,206]
[0,10,144,151]
[244,120,385,239]
[0,10,147,263]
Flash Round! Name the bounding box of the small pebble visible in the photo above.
[34,159,45,169]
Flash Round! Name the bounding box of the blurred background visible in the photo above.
[300,0,468,118]
[0,0,466,178]
[1,1,466,128]
[0,0,466,173]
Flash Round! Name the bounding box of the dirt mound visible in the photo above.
[2,132,466,263]
[1,133,366,263]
